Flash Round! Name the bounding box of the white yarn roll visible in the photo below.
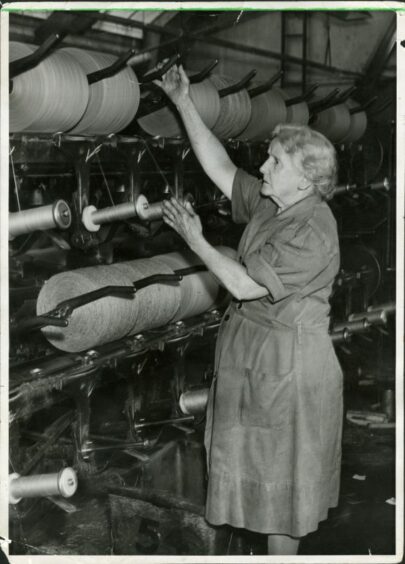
[155,249,219,320]
[210,75,252,139]
[65,48,140,135]
[137,77,220,138]
[37,249,234,352]
[10,42,89,133]
[275,88,309,125]
[311,103,351,143]
[340,99,368,144]
[238,87,287,141]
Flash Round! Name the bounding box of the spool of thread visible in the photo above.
[82,201,138,232]
[179,388,210,415]
[135,195,164,222]
[9,200,71,240]
[137,76,220,138]
[239,86,287,141]
[10,42,89,133]
[65,48,140,135]
[9,467,78,505]
[210,75,252,139]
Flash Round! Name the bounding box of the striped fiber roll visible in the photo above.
[210,75,252,139]
[137,77,220,138]
[37,248,233,352]
[275,87,309,125]
[65,48,140,135]
[311,103,351,143]
[238,87,287,141]
[9,42,89,133]
[339,99,368,144]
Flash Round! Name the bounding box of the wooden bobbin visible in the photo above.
[9,42,89,133]
[210,75,252,139]
[339,99,368,144]
[65,48,140,135]
[275,88,309,125]
[238,86,287,141]
[155,249,220,321]
[311,103,351,143]
[138,77,220,138]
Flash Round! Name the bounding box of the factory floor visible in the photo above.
[10,385,396,557]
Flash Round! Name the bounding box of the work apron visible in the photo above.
[204,302,343,537]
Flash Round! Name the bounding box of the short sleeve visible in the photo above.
[244,224,337,303]
[232,168,263,224]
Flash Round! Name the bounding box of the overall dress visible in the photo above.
[205,169,343,537]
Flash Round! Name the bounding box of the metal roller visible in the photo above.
[238,86,287,141]
[9,468,77,505]
[82,196,164,232]
[137,76,220,138]
[9,200,71,240]
[9,42,89,133]
[210,75,252,139]
[64,48,140,135]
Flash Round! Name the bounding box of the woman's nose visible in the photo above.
[260,159,270,175]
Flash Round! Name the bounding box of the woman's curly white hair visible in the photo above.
[271,124,338,200]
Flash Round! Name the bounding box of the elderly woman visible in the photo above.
[156,66,343,555]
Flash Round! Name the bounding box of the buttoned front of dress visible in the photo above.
[204,169,344,537]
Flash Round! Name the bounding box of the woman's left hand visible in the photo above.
[162,198,204,249]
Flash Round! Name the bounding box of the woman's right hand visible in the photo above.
[154,64,190,107]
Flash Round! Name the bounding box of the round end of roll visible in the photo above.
[135,195,149,221]
[9,473,22,505]
[81,205,100,232]
[53,200,72,230]
[58,467,78,498]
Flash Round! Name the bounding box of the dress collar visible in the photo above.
[274,193,321,220]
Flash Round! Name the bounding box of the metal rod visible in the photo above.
[134,415,194,430]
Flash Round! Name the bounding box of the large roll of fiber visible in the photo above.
[311,103,351,143]
[238,87,287,141]
[137,77,220,138]
[9,42,89,133]
[37,248,233,352]
[210,75,252,139]
[275,88,309,125]
[339,99,368,144]
[155,249,219,321]
[64,48,140,135]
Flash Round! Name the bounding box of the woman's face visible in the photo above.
[259,139,311,210]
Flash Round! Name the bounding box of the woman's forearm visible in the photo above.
[176,96,236,200]
[191,238,268,301]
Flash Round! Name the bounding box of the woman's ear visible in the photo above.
[297,177,313,192]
